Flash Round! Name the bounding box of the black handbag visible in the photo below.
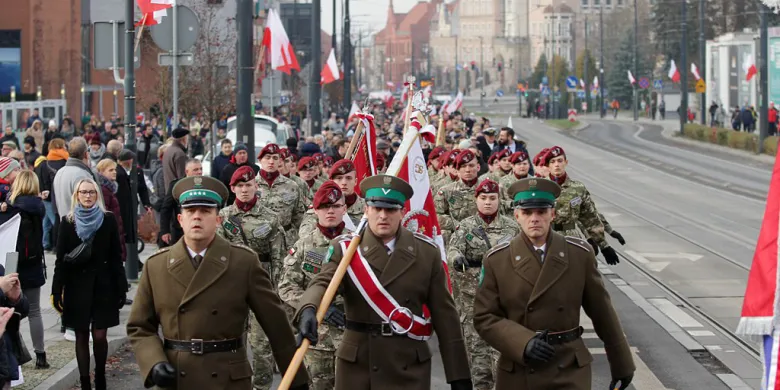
[64,238,93,265]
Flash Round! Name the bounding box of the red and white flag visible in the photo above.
[445,91,463,115]
[627,70,636,85]
[690,63,701,81]
[389,116,450,292]
[351,113,379,197]
[136,0,173,26]
[320,49,340,85]
[347,102,360,123]
[593,76,599,89]
[262,8,300,74]
[386,81,395,89]
[668,60,680,83]
[580,79,586,89]
[744,54,758,81]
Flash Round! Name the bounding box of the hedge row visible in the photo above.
[681,124,779,156]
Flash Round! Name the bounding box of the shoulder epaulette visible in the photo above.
[566,236,592,253]
[412,232,438,249]
[148,246,171,258]
[230,243,257,254]
[485,241,510,258]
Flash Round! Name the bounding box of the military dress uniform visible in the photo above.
[217,166,288,390]
[295,175,473,390]
[279,182,352,390]
[126,176,309,390]
[447,180,520,390]
[473,178,635,390]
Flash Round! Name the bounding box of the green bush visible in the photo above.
[764,136,779,156]
[717,129,729,145]
[682,124,774,155]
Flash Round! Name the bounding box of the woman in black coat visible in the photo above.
[51,178,127,390]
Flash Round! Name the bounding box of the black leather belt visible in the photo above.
[163,338,243,355]
[345,320,406,337]
[537,327,583,345]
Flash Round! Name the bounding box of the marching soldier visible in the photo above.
[256,144,307,246]
[299,160,365,237]
[544,146,620,265]
[473,177,635,390]
[295,174,473,390]
[478,149,511,183]
[281,149,310,203]
[432,150,460,193]
[532,148,550,178]
[298,156,323,201]
[447,179,519,390]
[278,181,351,390]
[499,151,531,206]
[434,149,481,241]
[217,166,287,390]
[427,146,445,178]
[127,176,309,390]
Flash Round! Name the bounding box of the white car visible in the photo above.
[200,114,294,177]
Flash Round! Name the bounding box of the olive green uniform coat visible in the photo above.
[126,236,309,390]
[295,227,472,390]
[473,232,635,390]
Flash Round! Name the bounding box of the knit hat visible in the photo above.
[233,143,248,154]
[0,157,20,179]
[118,149,136,162]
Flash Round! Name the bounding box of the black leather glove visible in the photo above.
[324,306,345,328]
[610,230,626,245]
[452,256,467,272]
[609,374,633,390]
[587,239,600,256]
[523,331,555,363]
[449,378,473,390]
[51,292,63,314]
[602,246,619,265]
[290,385,309,390]
[150,362,177,388]
[296,307,318,347]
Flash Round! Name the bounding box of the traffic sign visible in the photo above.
[151,5,201,52]
[565,76,578,89]
[542,76,549,85]
[158,53,194,66]
[496,90,504,97]
[653,79,663,89]
[577,91,586,99]
[638,77,650,89]
[695,79,706,93]
[541,86,551,96]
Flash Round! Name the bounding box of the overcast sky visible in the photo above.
[319,0,422,39]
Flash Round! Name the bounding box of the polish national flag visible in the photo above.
[347,101,360,123]
[593,76,599,89]
[744,54,758,82]
[388,115,450,292]
[627,70,636,85]
[580,79,585,89]
[262,8,300,74]
[668,60,681,83]
[690,63,701,81]
[320,49,340,84]
[136,0,173,26]
[445,91,463,115]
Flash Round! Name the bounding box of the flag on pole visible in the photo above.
[136,0,173,26]
[690,63,702,81]
[262,8,300,74]
[580,79,586,89]
[445,91,464,115]
[737,148,780,389]
[351,113,379,197]
[593,76,599,89]
[320,49,340,84]
[668,60,681,83]
[0,214,21,268]
[744,54,758,81]
[347,102,360,123]
[627,70,636,85]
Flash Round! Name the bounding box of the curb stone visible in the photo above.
[34,337,129,390]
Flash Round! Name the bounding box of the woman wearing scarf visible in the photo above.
[51,178,127,390]
[87,136,106,168]
[445,179,519,390]
[95,159,126,261]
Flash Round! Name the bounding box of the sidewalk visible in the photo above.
[579,113,776,165]
[12,245,156,390]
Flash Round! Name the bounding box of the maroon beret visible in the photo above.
[298,156,317,171]
[533,148,550,166]
[429,147,444,162]
[279,148,290,160]
[496,149,511,160]
[323,156,334,167]
[548,146,566,160]
[229,165,256,186]
[329,160,355,179]
[312,153,324,162]
[258,143,281,160]
[510,151,529,164]
[454,149,476,169]
[313,181,343,209]
[475,179,500,196]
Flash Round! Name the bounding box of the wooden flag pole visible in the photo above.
[133,14,149,55]
[276,120,424,390]
[343,117,366,161]
[402,77,415,136]
[435,115,446,146]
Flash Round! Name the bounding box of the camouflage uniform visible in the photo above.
[477,170,508,184]
[499,173,527,212]
[298,196,366,237]
[256,174,307,246]
[217,202,287,390]
[278,227,348,390]
[427,165,440,179]
[432,174,456,194]
[289,174,312,205]
[447,214,519,390]
[434,180,478,243]
[552,175,609,249]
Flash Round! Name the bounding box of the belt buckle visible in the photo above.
[380,323,393,337]
[190,339,204,355]
[385,307,415,336]
[535,330,549,344]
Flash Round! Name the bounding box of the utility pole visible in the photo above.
[237,0,253,158]
[599,0,604,118]
[123,0,139,281]
[343,0,351,108]
[455,36,460,92]
[759,3,769,153]
[679,0,688,133]
[551,8,556,119]
[633,0,638,121]
[311,0,322,134]
[584,16,590,113]
[699,0,705,125]
[332,0,337,58]
[480,36,484,108]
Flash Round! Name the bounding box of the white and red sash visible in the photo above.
[340,239,433,340]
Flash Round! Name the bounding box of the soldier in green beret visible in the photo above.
[473,177,634,390]
[127,176,309,390]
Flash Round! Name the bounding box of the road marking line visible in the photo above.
[647,298,703,328]
[716,373,752,389]
[688,330,716,337]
